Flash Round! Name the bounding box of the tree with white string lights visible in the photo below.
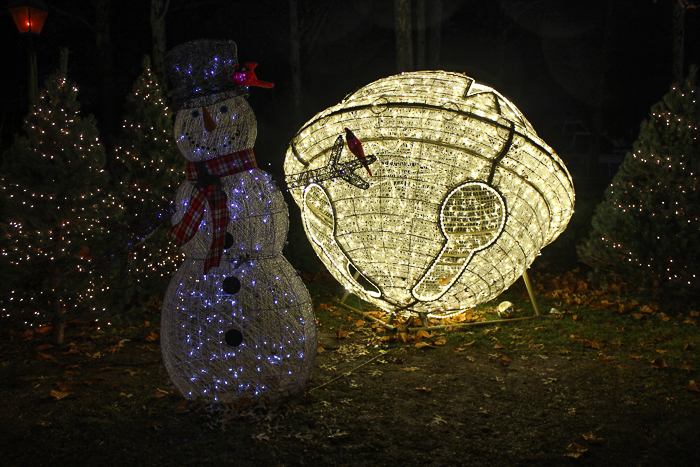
[112,55,185,306]
[1,50,117,343]
[578,66,700,297]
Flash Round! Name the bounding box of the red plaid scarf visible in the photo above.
[168,149,257,273]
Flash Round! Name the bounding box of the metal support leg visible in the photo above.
[418,312,429,328]
[521,269,540,316]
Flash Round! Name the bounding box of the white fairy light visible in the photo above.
[285,71,575,318]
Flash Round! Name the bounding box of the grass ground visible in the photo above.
[1,255,699,466]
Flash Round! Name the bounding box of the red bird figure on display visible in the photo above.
[344,127,372,177]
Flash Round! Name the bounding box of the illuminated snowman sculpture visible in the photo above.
[285,71,575,319]
[161,40,316,403]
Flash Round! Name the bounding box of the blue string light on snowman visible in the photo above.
[160,40,316,403]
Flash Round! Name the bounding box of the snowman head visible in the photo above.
[174,95,257,162]
[166,39,273,162]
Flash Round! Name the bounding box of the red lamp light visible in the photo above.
[8,1,48,34]
[8,1,49,106]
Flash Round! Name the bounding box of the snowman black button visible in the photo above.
[222,276,241,294]
[224,232,234,250]
[224,329,243,347]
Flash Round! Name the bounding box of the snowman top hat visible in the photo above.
[166,39,273,112]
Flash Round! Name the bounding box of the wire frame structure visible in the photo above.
[161,255,316,403]
[161,53,316,402]
[163,167,316,404]
[172,170,290,258]
[284,71,575,318]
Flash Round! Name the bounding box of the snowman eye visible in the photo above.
[220,105,229,113]
[191,109,200,118]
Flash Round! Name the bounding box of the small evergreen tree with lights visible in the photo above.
[1,50,116,343]
[111,56,184,306]
[578,66,700,298]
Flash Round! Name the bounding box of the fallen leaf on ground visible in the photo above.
[49,390,70,400]
[682,364,695,372]
[651,357,667,369]
[451,313,467,323]
[632,313,646,320]
[691,310,699,317]
[354,319,365,327]
[684,343,693,350]
[683,380,699,392]
[402,367,421,372]
[657,350,668,354]
[582,431,606,445]
[414,387,432,392]
[683,318,697,326]
[336,331,348,339]
[494,343,504,349]
[317,345,325,354]
[433,338,447,346]
[629,355,642,360]
[582,339,605,350]
[155,389,171,398]
[145,331,159,342]
[564,442,588,458]
[465,356,476,362]
[490,354,511,366]
[600,355,616,362]
[415,341,435,349]
[36,352,55,361]
[56,380,75,391]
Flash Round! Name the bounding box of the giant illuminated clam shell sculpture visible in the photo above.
[284,71,574,318]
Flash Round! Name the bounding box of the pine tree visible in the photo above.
[112,56,184,305]
[578,66,700,298]
[0,50,117,343]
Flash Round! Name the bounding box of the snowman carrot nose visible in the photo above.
[202,105,217,132]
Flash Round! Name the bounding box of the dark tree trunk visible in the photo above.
[395,0,413,72]
[290,0,302,127]
[428,0,442,69]
[93,0,118,142]
[151,0,170,92]
[52,319,65,346]
[672,0,685,85]
[415,0,426,70]
[587,1,614,177]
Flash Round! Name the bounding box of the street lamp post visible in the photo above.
[8,0,49,107]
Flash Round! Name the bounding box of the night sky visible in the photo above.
[2,0,699,176]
